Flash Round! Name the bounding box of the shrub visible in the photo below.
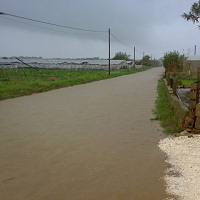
[162,51,186,73]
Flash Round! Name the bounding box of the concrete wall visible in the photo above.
[164,79,189,128]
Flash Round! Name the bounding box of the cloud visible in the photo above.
[0,0,199,59]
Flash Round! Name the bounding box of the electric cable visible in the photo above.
[0,11,107,33]
[111,33,133,49]
[0,16,105,36]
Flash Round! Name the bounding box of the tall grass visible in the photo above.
[153,80,182,134]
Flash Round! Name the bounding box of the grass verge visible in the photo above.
[153,79,182,134]
[0,67,150,100]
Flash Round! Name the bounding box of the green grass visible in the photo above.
[153,80,182,134]
[178,74,197,86]
[0,67,150,100]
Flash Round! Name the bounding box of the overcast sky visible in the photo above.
[0,0,199,59]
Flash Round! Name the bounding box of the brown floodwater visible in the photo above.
[0,67,169,200]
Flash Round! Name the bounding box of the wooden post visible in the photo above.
[108,29,111,75]
[184,82,197,130]
[134,46,136,69]
[167,72,170,85]
[197,67,200,104]
[189,83,198,119]
[191,73,200,133]
[173,76,177,95]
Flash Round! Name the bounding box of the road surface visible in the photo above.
[0,67,168,200]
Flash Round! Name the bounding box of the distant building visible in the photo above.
[0,58,135,70]
[183,55,200,74]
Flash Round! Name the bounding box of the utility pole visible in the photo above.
[134,46,136,69]
[194,45,197,55]
[108,28,111,75]
[143,51,145,59]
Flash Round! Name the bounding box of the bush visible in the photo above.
[162,51,186,73]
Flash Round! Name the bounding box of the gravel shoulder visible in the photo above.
[159,135,200,200]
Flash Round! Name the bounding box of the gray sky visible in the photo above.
[0,0,199,59]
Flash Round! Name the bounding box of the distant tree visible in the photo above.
[151,59,162,67]
[112,52,131,61]
[182,0,200,28]
[141,55,151,66]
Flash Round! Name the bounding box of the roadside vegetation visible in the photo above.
[154,50,186,134]
[112,51,162,67]
[0,67,150,100]
[112,52,131,61]
[178,74,197,86]
[163,51,186,73]
[153,80,182,134]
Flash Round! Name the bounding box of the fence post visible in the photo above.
[173,76,177,95]
[197,67,200,104]
[189,83,198,119]
[167,72,170,85]
[108,28,111,75]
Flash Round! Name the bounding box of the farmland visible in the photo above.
[0,66,150,100]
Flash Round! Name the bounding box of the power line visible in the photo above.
[0,12,136,48]
[0,16,72,34]
[0,11,107,33]
[0,16,104,36]
[0,11,142,61]
[110,33,133,49]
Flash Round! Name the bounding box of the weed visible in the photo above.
[153,80,182,134]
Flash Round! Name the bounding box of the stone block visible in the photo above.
[192,128,200,134]
[183,116,194,130]
[191,83,198,91]
[190,91,197,99]
[195,117,200,130]
[196,103,200,117]
[189,99,197,110]
[188,110,195,119]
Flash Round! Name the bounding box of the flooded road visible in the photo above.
[0,67,168,200]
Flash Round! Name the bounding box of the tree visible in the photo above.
[162,51,186,73]
[182,1,200,28]
[112,52,131,61]
[141,55,151,66]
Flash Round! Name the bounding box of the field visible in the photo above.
[0,67,150,100]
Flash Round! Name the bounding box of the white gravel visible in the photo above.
[159,135,200,200]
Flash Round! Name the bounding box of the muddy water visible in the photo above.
[0,67,168,200]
